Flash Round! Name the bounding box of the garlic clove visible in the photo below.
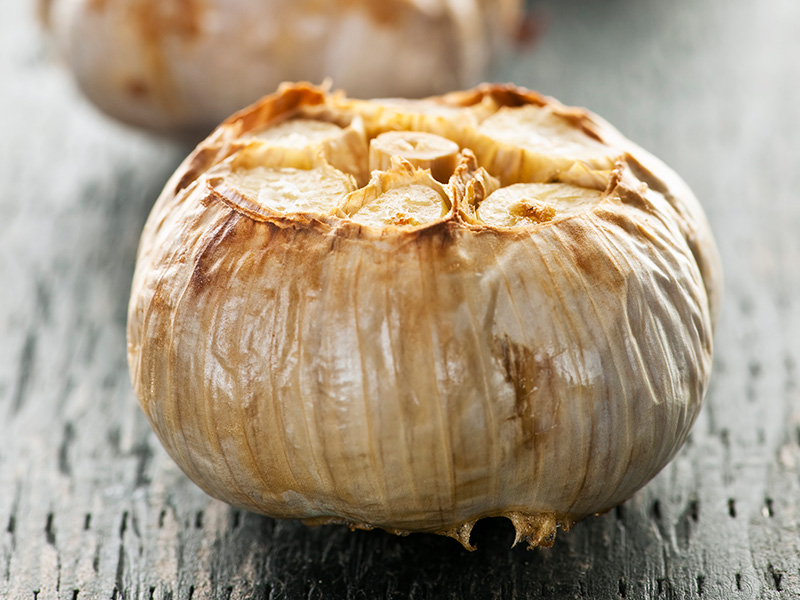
[477,183,605,227]
[471,104,618,185]
[340,158,451,228]
[369,131,460,183]
[220,165,357,217]
[241,115,370,185]
[249,118,346,147]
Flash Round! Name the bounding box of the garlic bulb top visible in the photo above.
[43,0,522,135]
[127,83,721,549]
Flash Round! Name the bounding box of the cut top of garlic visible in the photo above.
[197,85,627,231]
[369,131,460,183]
[477,183,605,227]
[478,105,614,164]
[224,165,357,215]
[349,184,448,227]
[249,118,345,148]
[339,158,451,228]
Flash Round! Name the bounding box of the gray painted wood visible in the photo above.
[2,0,799,598]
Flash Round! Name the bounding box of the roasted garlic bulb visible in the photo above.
[127,83,721,549]
[42,0,521,135]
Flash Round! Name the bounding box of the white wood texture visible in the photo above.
[1,0,799,598]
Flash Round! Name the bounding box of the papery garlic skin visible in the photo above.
[127,83,721,549]
[42,0,522,135]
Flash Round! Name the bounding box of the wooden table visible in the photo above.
[3,0,799,598]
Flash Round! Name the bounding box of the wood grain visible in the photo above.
[2,0,799,598]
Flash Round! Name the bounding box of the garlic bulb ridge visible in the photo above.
[127,83,722,550]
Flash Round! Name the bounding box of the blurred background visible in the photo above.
[2,0,799,598]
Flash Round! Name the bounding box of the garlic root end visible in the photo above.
[506,511,559,549]
[440,520,478,552]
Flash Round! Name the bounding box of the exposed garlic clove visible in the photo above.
[341,158,451,227]
[221,164,357,217]
[471,104,618,186]
[128,82,722,551]
[477,183,604,227]
[249,118,345,147]
[369,131,460,183]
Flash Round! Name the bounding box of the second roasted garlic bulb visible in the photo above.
[43,0,522,134]
[128,83,721,549]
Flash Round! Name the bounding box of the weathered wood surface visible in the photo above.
[2,0,799,598]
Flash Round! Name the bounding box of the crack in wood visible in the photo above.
[114,542,126,600]
[119,512,129,539]
[259,582,273,599]
[675,500,698,550]
[132,512,142,538]
[107,427,122,456]
[719,428,730,448]
[132,439,153,488]
[33,277,51,324]
[45,513,56,546]
[93,543,101,574]
[768,564,784,591]
[650,500,662,520]
[11,329,37,415]
[58,422,76,477]
[688,500,699,522]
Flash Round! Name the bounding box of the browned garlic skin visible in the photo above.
[127,83,721,549]
[43,0,522,135]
